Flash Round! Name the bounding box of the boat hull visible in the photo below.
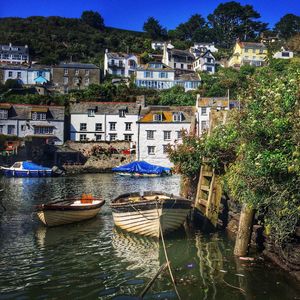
[3,169,53,177]
[111,194,191,238]
[37,207,102,226]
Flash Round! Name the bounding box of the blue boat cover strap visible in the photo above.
[112,161,170,175]
[22,162,51,171]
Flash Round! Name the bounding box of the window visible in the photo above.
[80,134,87,141]
[206,66,213,72]
[0,125,3,134]
[188,65,192,70]
[109,122,116,131]
[125,122,132,131]
[21,125,26,131]
[8,71,12,77]
[95,134,102,141]
[0,109,8,119]
[88,109,95,117]
[159,72,168,78]
[146,130,154,140]
[124,134,132,141]
[74,78,80,85]
[153,113,162,122]
[181,64,184,69]
[75,69,79,75]
[64,68,68,75]
[80,123,87,131]
[34,126,54,135]
[95,123,102,131]
[201,120,208,130]
[111,59,115,65]
[201,107,207,115]
[164,131,171,141]
[17,72,21,78]
[85,69,89,76]
[32,112,46,120]
[282,52,290,57]
[174,63,177,68]
[7,125,15,135]
[144,71,153,78]
[84,78,89,86]
[177,131,182,139]
[173,112,182,122]
[148,146,155,155]
[109,133,117,141]
[63,77,68,85]
[163,145,169,154]
[119,109,126,117]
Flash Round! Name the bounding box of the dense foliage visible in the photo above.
[168,62,300,246]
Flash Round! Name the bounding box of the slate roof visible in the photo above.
[55,63,100,69]
[0,103,65,121]
[176,73,201,81]
[0,44,29,55]
[239,42,267,49]
[70,101,141,115]
[106,52,136,59]
[137,62,174,72]
[168,48,194,59]
[0,64,50,71]
[139,106,195,123]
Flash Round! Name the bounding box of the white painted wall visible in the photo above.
[3,69,51,85]
[137,122,191,167]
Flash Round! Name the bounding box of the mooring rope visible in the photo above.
[156,202,182,300]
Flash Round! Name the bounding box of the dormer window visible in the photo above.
[153,113,163,122]
[88,109,95,117]
[0,109,8,120]
[32,112,47,120]
[173,112,183,122]
[119,109,126,117]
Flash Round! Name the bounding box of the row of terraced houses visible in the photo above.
[0,96,238,167]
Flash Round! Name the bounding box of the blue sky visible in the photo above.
[0,0,299,31]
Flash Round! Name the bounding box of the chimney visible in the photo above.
[136,95,146,108]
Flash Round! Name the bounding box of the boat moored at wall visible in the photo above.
[110,191,192,238]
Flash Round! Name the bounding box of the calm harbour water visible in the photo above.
[0,173,299,300]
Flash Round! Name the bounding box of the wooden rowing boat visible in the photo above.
[36,195,105,226]
[110,191,192,238]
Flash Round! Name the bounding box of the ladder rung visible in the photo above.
[202,171,213,177]
[201,185,210,191]
[198,199,208,206]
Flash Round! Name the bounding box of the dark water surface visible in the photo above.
[0,174,299,300]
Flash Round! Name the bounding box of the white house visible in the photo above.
[193,50,216,74]
[104,50,138,77]
[137,106,195,167]
[196,96,238,135]
[1,65,51,85]
[70,98,145,143]
[273,47,294,59]
[162,44,195,73]
[151,41,174,51]
[0,43,30,65]
[190,43,218,58]
[135,62,201,91]
[0,103,65,145]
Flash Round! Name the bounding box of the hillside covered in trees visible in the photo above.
[0,2,299,65]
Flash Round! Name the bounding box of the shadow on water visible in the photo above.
[0,174,299,300]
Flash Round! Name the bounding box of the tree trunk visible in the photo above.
[234,204,255,256]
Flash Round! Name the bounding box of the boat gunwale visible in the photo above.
[36,199,105,212]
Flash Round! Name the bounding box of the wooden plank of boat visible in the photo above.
[111,191,191,238]
[36,199,105,226]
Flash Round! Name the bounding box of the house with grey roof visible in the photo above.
[51,63,101,93]
[0,43,30,65]
[193,50,216,74]
[0,103,65,145]
[190,43,218,58]
[69,97,145,143]
[1,65,51,85]
[162,44,195,75]
[135,62,201,91]
[104,50,138,77]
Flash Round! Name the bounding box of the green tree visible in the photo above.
[81,11,105,30]
[208,1,267,48]
[143,17,167,39]
[274,14,300,39]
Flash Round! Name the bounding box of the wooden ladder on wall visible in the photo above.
[195,162,222,227]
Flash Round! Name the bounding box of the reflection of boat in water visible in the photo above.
[112,161,171,177]
[1,161,63,177]
[35,195,105,226]
[112,229,160,277]
[110,191,192,238]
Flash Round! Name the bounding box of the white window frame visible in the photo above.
[80,123,87,131]
[109,122,116,131]
[148,146,155,155]
[125,122,132,131]
[88,109,95,117]
[164,131,171,141]
[146,130,154,140]
[109,133,117,141]
[95,123,102,131]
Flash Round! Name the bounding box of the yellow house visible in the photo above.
[228,41,268,68]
